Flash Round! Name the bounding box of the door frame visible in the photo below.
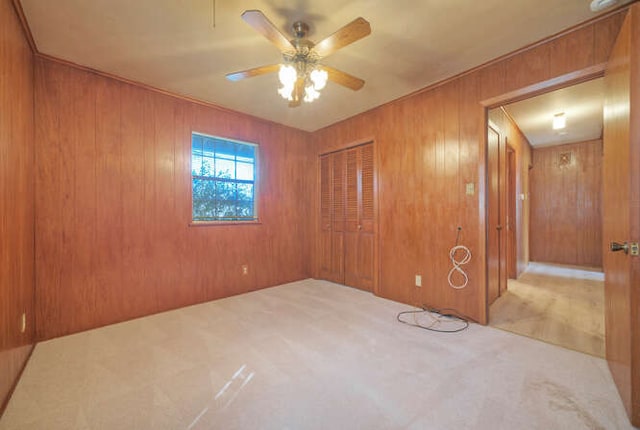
[486,122,503,305]
[481,64,607,322]
[506,142,517,280]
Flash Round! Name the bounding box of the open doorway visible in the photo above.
[487,77,605,358]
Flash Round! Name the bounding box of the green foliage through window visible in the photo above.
[191,133,257,222]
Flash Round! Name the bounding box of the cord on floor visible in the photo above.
[396,306,470,333]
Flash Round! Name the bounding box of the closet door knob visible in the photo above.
[610,241,629,254]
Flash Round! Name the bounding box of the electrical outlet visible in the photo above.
[20,312,26,333]
[415,275,422,287]
[242,264,249,275]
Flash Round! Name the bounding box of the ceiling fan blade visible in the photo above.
[241,10,294,53]
[226,64,280,82]
[288,78,305,108]
[321,65,365,91]
[313,17,371,58]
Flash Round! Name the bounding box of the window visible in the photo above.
[191,133,258,222]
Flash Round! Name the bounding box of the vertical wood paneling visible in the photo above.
[71,71,97,330]
[34,61,61,332]
[142,91,159,306]
[458,72,483,318]
[548,25,594,77]
[530,140,602,267]
[0,0,34,415]
[152,94,179,311]
[120,84,152,317]
[34,59,315,340]
[594,11,628,64]
[314,10,624,323]
[504,44,550,93]
[95,77,124,328]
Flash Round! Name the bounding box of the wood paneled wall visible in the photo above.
[313,11,625,323]
[34,58,315,341]
[530,140,603,267]
[0,0,35,415]
[488,108,533,277]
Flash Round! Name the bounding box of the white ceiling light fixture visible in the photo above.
[278,27,329,103]
[552,112,566,130]
[277,63,328,103]
[590,0,619,12]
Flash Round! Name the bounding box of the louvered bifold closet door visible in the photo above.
[318,143,375,289]
[358,144,375,290]
[319,154,333,279]
[331,152,346,283]
[344,143,375,291]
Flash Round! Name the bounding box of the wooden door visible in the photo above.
[318,152,345,283]
[344,143,375,291]
[602,7,640,425]
[359,143,375,290]
[319,155,333,279]
[487,125,502,304]
[331,152,346,283]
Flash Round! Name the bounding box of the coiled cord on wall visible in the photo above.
[395,227,472,333]
[448,227,471,289]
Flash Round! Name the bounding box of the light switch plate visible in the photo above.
[465,183,475,195]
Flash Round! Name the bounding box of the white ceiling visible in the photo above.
[19,0,629,132]
[502,78,604,147]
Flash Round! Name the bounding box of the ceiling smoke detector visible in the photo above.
[590,0,619,12]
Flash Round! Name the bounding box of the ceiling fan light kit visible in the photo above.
[277,58,328,103]
[226,10,371,107]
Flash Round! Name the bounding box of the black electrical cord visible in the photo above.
[396,306,470,333]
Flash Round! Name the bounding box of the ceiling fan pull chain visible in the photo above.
[211,0,216,29]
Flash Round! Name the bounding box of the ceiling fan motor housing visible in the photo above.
[292,21,309,38]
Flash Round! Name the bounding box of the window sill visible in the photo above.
[189,220,262,227]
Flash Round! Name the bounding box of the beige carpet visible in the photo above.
[490,262,605,358]
[1,278,630,429]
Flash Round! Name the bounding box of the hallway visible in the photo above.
[489,262,604,357]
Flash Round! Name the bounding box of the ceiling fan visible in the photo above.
[226,10,371,107]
